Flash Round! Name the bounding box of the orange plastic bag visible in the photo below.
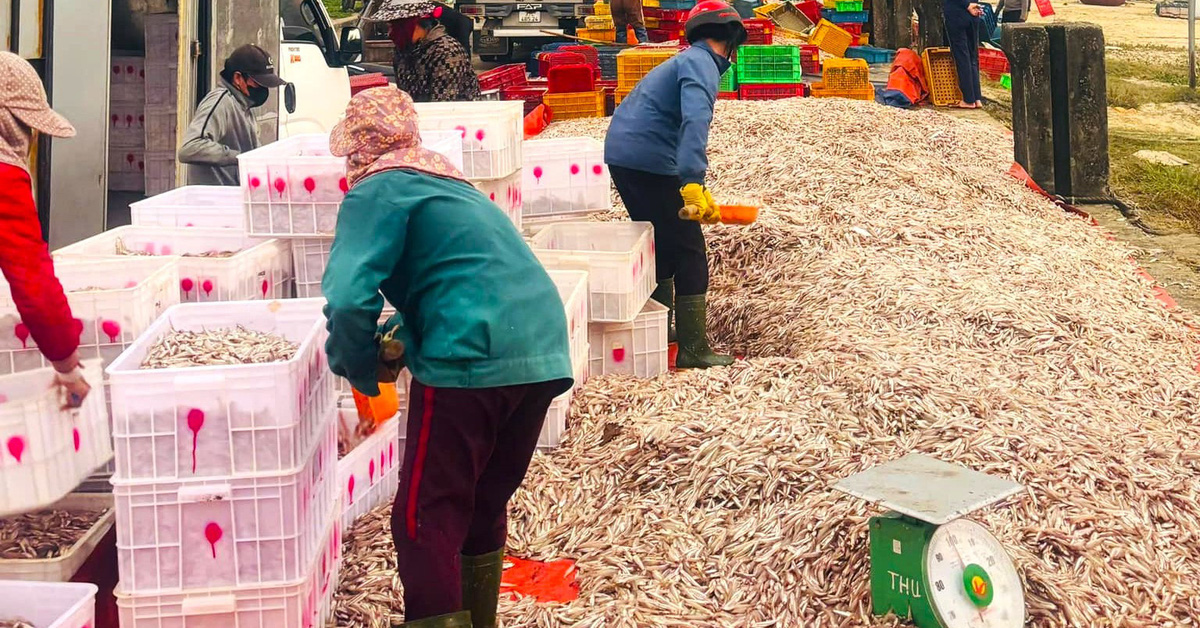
[885,48,929,106]
[500,556,580,604]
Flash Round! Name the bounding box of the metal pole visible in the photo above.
[1190,0,1196,89]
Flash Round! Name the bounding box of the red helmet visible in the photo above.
[684,1,745,44]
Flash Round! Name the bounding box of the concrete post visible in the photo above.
[1003,23,1056,194]
[1047,23,1109,198]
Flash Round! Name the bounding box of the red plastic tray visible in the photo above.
[547,64,598,93]
[739,83,808,100]
[478,63,528,91]
[796,0,823,23]
[538,52,588,78]
[836,22,864,37]
[742,18,775,45]
[349,72,390,96]
[718,91,739,100]
[647,29,682,43]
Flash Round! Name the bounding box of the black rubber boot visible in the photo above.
[397,611,472,628]
[675,294,734,369]
[651,278,676,343]
[461,549,505,628]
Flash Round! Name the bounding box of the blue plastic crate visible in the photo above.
[659,0,697,9]
[597,45,622,80]
[845,45,896,64]
[821,9,869,22]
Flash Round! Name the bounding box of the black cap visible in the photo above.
[224,44,287,88]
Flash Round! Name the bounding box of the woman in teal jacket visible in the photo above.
[322,87,572,628]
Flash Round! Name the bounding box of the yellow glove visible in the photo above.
[679,183,722,224]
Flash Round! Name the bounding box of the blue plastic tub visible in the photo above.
[821,9,869,22]
[845,45,897,64]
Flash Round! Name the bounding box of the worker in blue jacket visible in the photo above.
[604,1,746,369]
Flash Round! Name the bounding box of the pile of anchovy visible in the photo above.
[333,98,1200,626]
[140,327,298,369]
[0,508,106,559]
[115,237,239,258]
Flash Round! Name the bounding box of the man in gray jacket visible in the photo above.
[178,44,286,185]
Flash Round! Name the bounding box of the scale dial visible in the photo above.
[924,519,1025,628]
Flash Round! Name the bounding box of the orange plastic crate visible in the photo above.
[810,19,854,57]
[616,48,678,90]
[821,57,869,90]
[544,90,607,120]
[810,82,875,100]
[922,47,963,106]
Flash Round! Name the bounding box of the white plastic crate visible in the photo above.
[588,299,669,378]
[539,349,590,450]
[54,226,293,303]
[112,56,145,86]
[522,138,611,219]
[292,238,333,299]
[0,257,179,374]
[109,101,146,148]
[145,64,180,107]
[112,414,337,593]
[0,493,115,582]
[415,100,523,179]
[338,411,404,529]
[130,186,246,230]
[471,169,523,230]
[0,580,98,628]
[104,299,334,483]
[547,270,589,369]
[144,105,177,151]
[116,504,341,628]
[0,362,111,517]
[109,147,146,193]
[531,222,657,323]
[238,132,465,237]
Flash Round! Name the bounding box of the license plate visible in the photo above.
[518,11,542,22]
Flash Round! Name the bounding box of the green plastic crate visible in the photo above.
[1000,73,1011,90]
[720,65,738,91]
[835,0,863,10]
[735,45,803,84]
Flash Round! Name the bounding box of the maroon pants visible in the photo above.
[392,378,568,621]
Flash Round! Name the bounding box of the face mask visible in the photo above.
[247,84,270,107]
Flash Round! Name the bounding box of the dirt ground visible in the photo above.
[1030,0,1195,48]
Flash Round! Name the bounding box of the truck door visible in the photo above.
[209,0,282,144]
[279,0,354,138]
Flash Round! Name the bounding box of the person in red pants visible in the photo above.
[0,52,90,407]
[322,87,573,628]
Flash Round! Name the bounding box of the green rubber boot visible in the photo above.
[651,278,676,343]
[675,294,734,369]
[461,549,505,628]
[397,611,472,628]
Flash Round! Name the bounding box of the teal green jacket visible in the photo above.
[322,169,573,396]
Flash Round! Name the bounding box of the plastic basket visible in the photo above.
[615,87,633,105]
[414,101,523,179]
[647,28,683,43]
[559,45,601,71]
[0,363,111,517]
[922,47,963,106]
[0,580,98,628]
[538,51,588,78]
[144,64,178,108]
[523,137,610,220]
[810,19,854,56]
[836,0,864,10]
[616,48,679,90]
[1000,73,1012,89]
[549,271,591,369]
[339,412,402,529]
[502,84,549,115]
[810,82,875,100]
[115,506,340,628]
[0,493,115,582]
[761,2,814,38]
[643,0,660,7]
[291,238,333,299]
[659,0,696,9]
[547,64,597,94]
[821,57,870,90]
[739,83,809,100]
[109,101,145,148]
[594,1,612,15]
[743,18,775,44]
[539,350,589,450]
[979,47,1010,80]
[144,104,176,151]
[822,8,869,22]
[478,63,528,91]
[645,7,689,20]
[471,169,524,229]
[736,45,803,84]
[55,226,294,304]
[531,222,656,323]
[544,90,606,120]
[845,45,896,64]
[130,186,246,230]
[837,21,864,36]
[0,257,179,374]
[588,299,668,377]
[576,28,617,43]
[718,90,739,99]
[719,65,738,91]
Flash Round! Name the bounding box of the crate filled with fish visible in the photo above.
[531,222,656,323]
[522,137,612,221]
[0,493,115,582]
[338,407,403,530]
[116,503,341,628]
[414,101,523,179]
[129,185,248,230]
[238,132,465,237]
[588,299,669,378]
[104,300,334,483]
[539,346,590,450]
[548,270,590,369]
[0,363,111,518]
[0,580,98,628]
[53,225,293,303]
[470,169,524,229]
[0,257,178,374]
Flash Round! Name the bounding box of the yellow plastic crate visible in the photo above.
[545,90,606,120]
[922,47,963,106]
[858,33,870,45]
[754,2,783,18]
[577,28,617,43]
[810,82,875,100]
[585,15,614,29]
[594,1,612,15]
[643,0,660,7]
[821,57,870,90]
[761,2,814,39]
[615,87,634,105]
[644,16,660,27]
[810,19,853,57]
[616,48,678,90]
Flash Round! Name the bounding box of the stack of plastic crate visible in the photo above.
[736,45,808,100]
[106,299,342,628]
[800,44,822,75]
[615,47,679,103]
[545,65,605,120]
[596,45,624,79]
[811,57,874,100]
[109,54,145,193]
[579,14,617,42]
[643,7,689,41]
[719,64,738,99]
[143,13,180,195]
[521,137,611,224]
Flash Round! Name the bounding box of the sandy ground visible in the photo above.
[1110,101,1200,136]
[1030,0,1195,48]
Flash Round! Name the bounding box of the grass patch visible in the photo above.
[1111,134,1200,230]
[1108,79,1199,109]
[323,0,356,19]
[1108,58,1190,86]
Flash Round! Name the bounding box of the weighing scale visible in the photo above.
[833,454,1027,628]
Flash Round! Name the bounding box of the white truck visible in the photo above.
[2,0,373,248]
[460,0,591,62]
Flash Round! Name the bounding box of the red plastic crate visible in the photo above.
[560,45,600,69]
[349,72,389,96]
[478,63,528,91]
[836,22,864,37]
[800,44,822,75]
[743,18,774,45]
[548,64,598,93]
[644,8,688,20]
[738,83,808,100]
[538,52,588,77]
[718,91,739,100]
[796,0,823,23]
[658,19,686,32]
[978,47,1010,80]
[501,85,549,115]
[647,28,683,43]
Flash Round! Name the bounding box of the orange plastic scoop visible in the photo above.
[719,205,759,225]
[352,382,400,430]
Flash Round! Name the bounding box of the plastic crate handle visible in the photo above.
[548,254,592,273]
[177,484,233,503]
[172,372,228,390]
[181,594,238,615]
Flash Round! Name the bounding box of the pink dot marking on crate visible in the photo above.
[380,450,386,472]
[593,164,603,176]
[112,66,120,75]
[533,166,543,183]
[389,443,395,466]
[339,177,349,194]
[138,114,145,125]
[0,394,7,404]
[110,115,119,127]
[14,323,29,349]
[262,279,270,297]
[138,160,145,171]
[347,475,356,503]
[489,192,496,202]
[159,245,173,255]
[369,459,376,483]
[101,320,121,343]
[455,125,467,138]
[274,178,287,196]
[612,345,626,363]
[475,129,486,142]
[570,164,580,175]
[125,115,134,127]
[204,522,223,558]
[125,280,138,288]
[73,429,81,452]
[126,153,135,165]
[181,278,194,294]
[6,437,24,463]
[202,280,214,296]
[126,65,135,75]
[187,408,205,473]
[249,176,262,189]
[304,177,316,194]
